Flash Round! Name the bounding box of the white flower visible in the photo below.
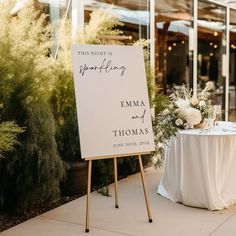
[175,118,183,126]
[184,107,202,126]
[169,93,176,100]
[174,107,187,119]
[205,81,215,90]
[161,84,213,130]
[173,108,180,116]
[183,123,190,129]
[191,97,199,106]
[175,98,190,109]
[157,143,163,148]
[199,100,206,107]
[163,108,170,115]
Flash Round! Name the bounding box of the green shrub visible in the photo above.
[0,120,24,159]
[50,70,81,163]
[0,2,65,214]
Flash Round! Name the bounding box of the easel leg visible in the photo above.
[85,160,92,233]
[138,155,153,223]
[114,157,119,208]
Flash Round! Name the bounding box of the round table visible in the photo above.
[158,121,236,210]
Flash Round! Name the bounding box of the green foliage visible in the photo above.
[50,72,80,162]
[152,117,178,168]
[0,121,24,159]
[134,39,177,168]
[151,91,178,168]
[92,159,114,188]
[0,2,65,214]
[97,186,112,197]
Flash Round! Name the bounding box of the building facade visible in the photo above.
[39,0,236,121]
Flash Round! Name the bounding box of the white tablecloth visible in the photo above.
[158,122,236,210]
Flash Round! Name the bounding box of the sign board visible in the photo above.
[72,44,155,159]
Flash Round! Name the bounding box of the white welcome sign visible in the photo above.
[72,44,155,160]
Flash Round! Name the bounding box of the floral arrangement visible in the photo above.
[161,81,214,129]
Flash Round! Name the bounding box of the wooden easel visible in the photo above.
[85,153,153,233]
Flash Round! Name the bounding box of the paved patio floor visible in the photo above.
[1,167,236,236]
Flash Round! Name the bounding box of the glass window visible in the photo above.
[83,0,150,41]
[38,0,71,56]
[154,0,193,94]
[198,1,226,112]
[229,8,236,121]
[39,0,71,20]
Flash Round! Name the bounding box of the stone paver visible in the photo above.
[1,167,236,236]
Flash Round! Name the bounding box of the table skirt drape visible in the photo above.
[158,127,236,210]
